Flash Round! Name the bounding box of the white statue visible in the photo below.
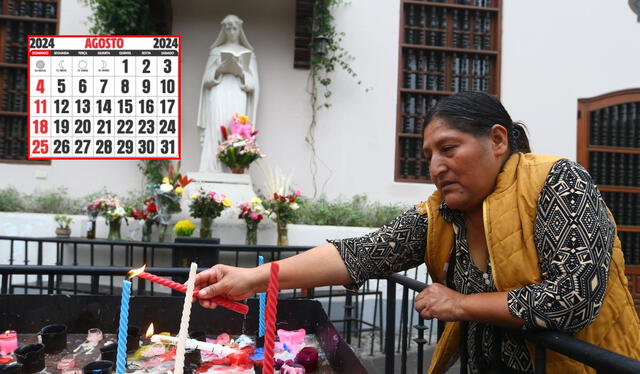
[197,14,260,173]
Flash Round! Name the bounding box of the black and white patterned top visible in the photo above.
[329,160,614,373]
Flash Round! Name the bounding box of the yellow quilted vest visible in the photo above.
[416,153,640,374]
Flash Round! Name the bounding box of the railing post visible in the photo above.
[401,286,409,374]
[414,317,427,374]
[345,290,353,344]
[385,278,396,374]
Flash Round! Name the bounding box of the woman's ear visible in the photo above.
[489,124,509,157]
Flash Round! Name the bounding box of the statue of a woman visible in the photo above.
[197,15,259,173]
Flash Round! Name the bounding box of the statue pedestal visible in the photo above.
[183,172,258,212]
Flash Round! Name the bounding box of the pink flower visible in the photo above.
[294,189,301,196]
[249,212,258,221]
[230,115,254,140]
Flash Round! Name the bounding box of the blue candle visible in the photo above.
[116,279,132,374]
[258,255,266,338]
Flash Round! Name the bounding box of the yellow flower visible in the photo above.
[173,219,195,237]
[222,198,232,208]
[162,177,170,184]
[175,186,184,195]
[237,115,250,124]
[250,197,262,205]
[191,193,198,200]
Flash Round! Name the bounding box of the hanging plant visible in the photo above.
[307,0,367,197]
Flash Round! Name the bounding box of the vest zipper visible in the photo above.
[482,200,499,290]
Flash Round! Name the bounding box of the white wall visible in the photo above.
[2,0,639,206]
[501,0,640,159]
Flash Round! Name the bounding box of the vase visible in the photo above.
[276,220,288,246]
[245,220,258,245]
[158,223,170,242]
[200,216,213,239]
[231,168,245,174]
[107,218,122,241]
[86,215,97,239]
[142,220,154,242]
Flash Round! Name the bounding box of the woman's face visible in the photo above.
[422,118,509,213]
[223,22,240,44]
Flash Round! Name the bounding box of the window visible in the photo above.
[395,0,502,182]
[0,0,59,163]
[577,88,640,314]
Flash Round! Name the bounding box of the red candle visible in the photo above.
[262,262,280,374]
[128,267,249,315]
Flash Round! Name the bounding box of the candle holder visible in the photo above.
[14,344,45,374]
[99,342,117,366]
[0,363,23,374]
[0,331,18,356]
[188,331,206,342]
[126,326,140,353]
[38,324,67,354]
[82,360,112,374]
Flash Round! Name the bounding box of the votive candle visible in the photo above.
[0,330,18,356]
[116,279,132,374]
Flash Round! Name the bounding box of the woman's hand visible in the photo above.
[414,283,466,322]
[195,264,265,309]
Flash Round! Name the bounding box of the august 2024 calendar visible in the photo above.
[27,35,181,159]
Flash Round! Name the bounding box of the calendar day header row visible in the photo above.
[28,36,180,51]
[30,50,178,56]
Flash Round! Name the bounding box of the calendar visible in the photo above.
[27,35,181,159]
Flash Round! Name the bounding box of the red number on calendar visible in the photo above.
[34,99,47,114]
[36,79,45,94]
[33,119,48,134]
[32,139,49,155]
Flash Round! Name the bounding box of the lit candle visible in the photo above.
[258,256,266,338]
[128,265,249,315]
[174,263,197,374]
[116,279,132,374]
[262,262,280,373]
[0,330,18,356]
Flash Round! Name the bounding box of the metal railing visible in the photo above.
[385,273,640,374]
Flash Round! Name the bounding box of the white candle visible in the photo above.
[150,335,235,356]
[174,262,197,374]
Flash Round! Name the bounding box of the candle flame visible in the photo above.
[128,265,147,278]
[146,323,154,338]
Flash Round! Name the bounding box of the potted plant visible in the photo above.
[149,163,193,242]
[54,215,72,238]
[217,114,264,173]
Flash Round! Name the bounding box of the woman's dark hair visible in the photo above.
[424,91,531,153]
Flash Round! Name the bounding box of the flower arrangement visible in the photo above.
[173,219,196,237]
[91,196,128,240]
[238,197,266,223]
[217,114,265,171]
[262,189,303,224]
[262,189,304,246]
[238,197,266,245]
[189,188,232,238]
[149,163,193,241]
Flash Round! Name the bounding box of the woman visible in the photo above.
[196,14,259,173]
[195,92,640,373]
